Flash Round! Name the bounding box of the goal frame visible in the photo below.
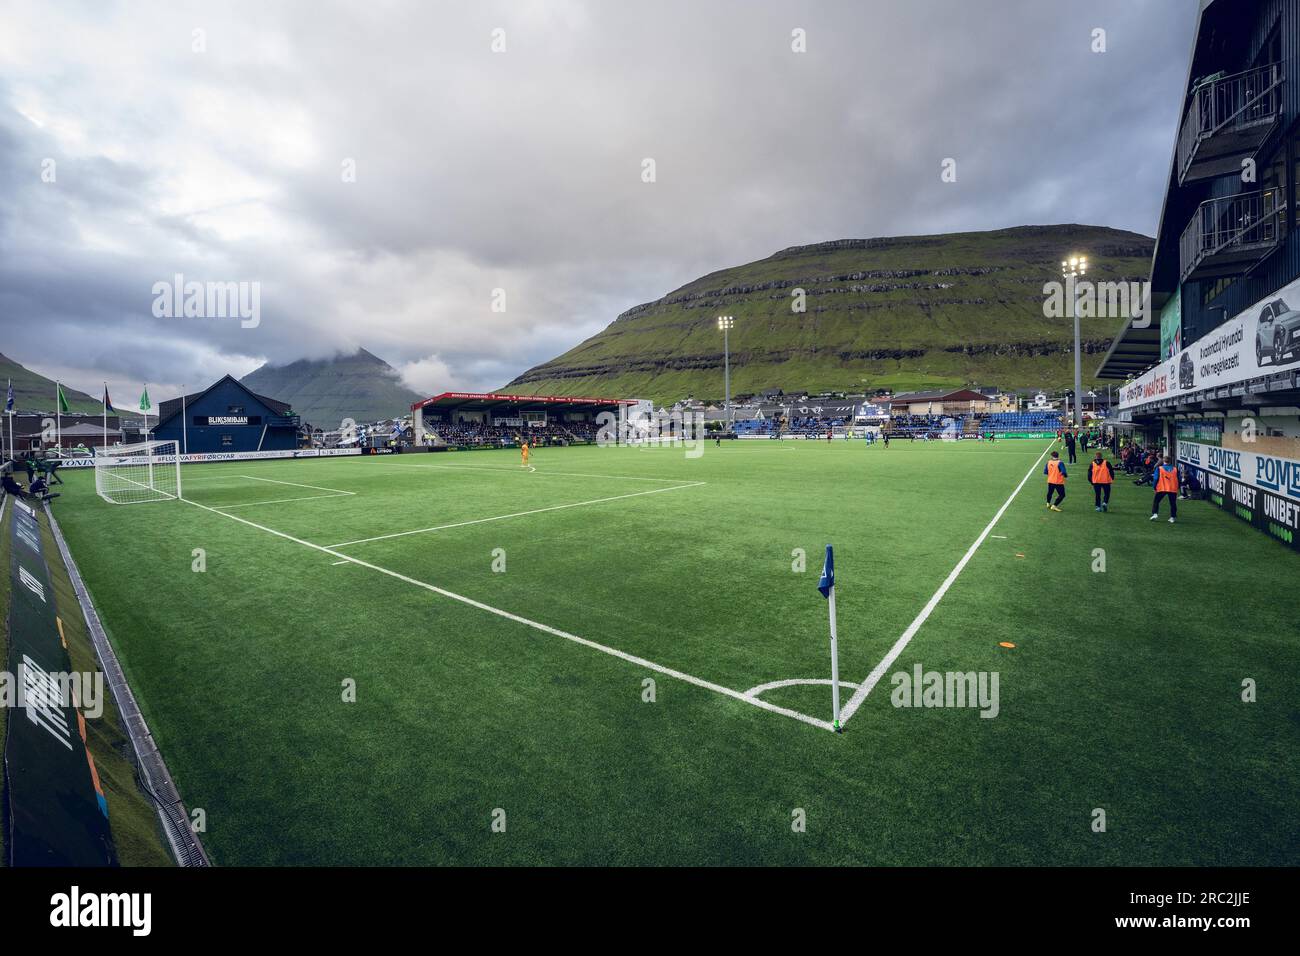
[94,440,184,505]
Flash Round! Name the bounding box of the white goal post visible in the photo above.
[94,440,183,505]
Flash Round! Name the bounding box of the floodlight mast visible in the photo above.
[717,316,734,423]
[1061,256,1088,429]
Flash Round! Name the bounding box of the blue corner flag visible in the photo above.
[817,544,834,598]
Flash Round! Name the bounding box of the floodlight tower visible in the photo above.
[1061,255,1088,429]
[717,316,735,422]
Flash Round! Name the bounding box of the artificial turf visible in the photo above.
[46,439,1300,865]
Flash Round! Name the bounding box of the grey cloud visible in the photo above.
[0,0,1194,400]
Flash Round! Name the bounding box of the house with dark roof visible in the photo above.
[152,375,300,454]
[887,388,991,415]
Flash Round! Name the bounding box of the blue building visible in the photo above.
[153,375,301,454]
[1100,0,1300,550]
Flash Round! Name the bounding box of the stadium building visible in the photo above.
[886,389,997,416]
[1099,0,1300,550]
[411,392,634,447]
[6,413,124,452]
[152,375,301,454]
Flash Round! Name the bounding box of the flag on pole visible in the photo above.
[4,379,12,413]
[139,386,151,412]
[817,544,834,597]
[57,384,70,414]
[103,386,114,414]
[818,544,842,732]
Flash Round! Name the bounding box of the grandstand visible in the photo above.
[728,407,1062,440]
[411,392,633,449]
[977,411,1062,435]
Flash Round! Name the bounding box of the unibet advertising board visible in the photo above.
[1178,440,1300,550]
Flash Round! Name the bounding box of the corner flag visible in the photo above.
[818,544,842,731]
[817,544,834,597]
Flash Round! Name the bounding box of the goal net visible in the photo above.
[94,440,183,505]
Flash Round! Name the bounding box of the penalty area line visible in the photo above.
[837,439,1055,728]
[210,492,353,509]
[181,497,834,733]
[326,481,706,549]
[238,474,356,495]
[371,460,696,484]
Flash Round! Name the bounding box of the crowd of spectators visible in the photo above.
[428,420,600,447]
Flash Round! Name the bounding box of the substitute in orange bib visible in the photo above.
[1088,451,1114,512]
[521,440,530,466]
[1150,455,1180,523]
[1044,451,1067,511]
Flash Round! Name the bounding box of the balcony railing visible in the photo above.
[1177,64,1282,184]
[1179,187,1283,282]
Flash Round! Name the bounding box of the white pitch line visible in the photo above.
[373,460,695,484]
[181,496,834,732]
[326,481,706,549]
[211,492,354,510]
[238,474,355,495]
[838,440,1055,727]
[745,677,860,697]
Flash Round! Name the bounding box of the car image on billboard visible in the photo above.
[1255,297,1300,366]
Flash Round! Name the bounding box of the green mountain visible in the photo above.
[505,224,1153,403]
[0,352,125,415]
[241,348,423,428]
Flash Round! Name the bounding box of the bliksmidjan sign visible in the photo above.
[194,415,257,426]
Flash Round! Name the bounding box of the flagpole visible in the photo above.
[828,583,842,731]
[103,382,108,451]
[55,380,61,454]
[181,385,188,455]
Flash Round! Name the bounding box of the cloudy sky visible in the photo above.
[0,0,1195,402]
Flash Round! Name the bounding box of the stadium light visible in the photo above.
[1061,255,1088,429]
[717,316,734,422]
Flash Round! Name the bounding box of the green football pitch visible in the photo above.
[50,440,1300,865]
